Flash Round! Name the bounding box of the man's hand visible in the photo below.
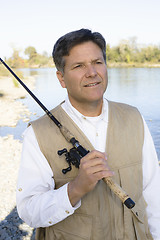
[68,150,114,206]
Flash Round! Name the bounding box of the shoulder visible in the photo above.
[108,99,141,114]
[107,100,143,129]
[30,104,63,127]
[108,100,138,112]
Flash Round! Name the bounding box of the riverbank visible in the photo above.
[0,76,35,239]
[107,62,160,68]
[0,76,35,127]
[1,62,160,78]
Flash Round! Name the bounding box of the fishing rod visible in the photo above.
[0,58,135,209]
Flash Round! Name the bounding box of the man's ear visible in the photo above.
[56,71,66,88]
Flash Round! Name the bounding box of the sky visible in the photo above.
[0,0,160,59]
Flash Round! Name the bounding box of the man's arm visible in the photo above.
[16,126,80,228]
[142,118,160,239]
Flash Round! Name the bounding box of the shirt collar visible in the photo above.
[62,95,108,123]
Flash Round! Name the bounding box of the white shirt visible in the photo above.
[16,98,160,239]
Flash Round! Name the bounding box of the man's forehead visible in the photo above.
[65,42,103,61]
[69,41,102,53]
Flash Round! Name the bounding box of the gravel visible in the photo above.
[0,76,36,239]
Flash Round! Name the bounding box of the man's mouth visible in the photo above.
[84,82,100,87]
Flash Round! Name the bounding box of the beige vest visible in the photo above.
[31,101,153,240]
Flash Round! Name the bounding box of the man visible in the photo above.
[17,29,160,239]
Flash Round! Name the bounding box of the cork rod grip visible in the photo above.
[103,177,135,209]
[59,126,75,142]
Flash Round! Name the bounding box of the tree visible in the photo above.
[24,46,37,60]
[7,49,24,68]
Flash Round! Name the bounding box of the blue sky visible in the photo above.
[0,0,160,58]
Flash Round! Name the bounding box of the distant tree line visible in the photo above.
[1,38,160,73]
[106,38,160,64]
[5,46,53,69]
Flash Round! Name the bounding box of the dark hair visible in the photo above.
[52,29,106,73]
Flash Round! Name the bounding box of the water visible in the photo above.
[1,67,160,160]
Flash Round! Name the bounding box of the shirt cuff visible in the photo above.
[62,182,81,212]
[47,183,81,226]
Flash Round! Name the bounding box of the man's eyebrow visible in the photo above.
[71,57,104,66]
[92,57,104,62]
[72,61,84,65]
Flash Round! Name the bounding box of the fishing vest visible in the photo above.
[31,101,153,240]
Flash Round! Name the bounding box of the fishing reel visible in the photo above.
[57,147,82,174]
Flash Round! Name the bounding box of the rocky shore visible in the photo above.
[0,76,36,239]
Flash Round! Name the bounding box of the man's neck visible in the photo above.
[68,98,103,117]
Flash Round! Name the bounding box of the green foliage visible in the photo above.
[24,46,52,67]
[1,40,160,71]
[12,77,19,87]
[12,71,24,87]
[7,49,25,68]
[24,46,37,60]
[0,64,10,76]
[106,39,160,65]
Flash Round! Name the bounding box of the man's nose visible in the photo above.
[85,65,97,78]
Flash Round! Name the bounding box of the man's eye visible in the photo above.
[96,61,102,64]
[74,64,82,69]
[75,64,82,68]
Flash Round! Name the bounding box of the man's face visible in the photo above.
[57,41,108,110]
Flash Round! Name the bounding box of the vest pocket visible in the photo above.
[47,213,92,240]
[131,195,147,223]
[131,196,153,239]
[118,166,152,239]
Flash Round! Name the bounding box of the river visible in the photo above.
[1,67,160,160]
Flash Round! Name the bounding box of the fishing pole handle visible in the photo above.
[59,126,75,142]
[75,144,135,209]
[103,177,135,209]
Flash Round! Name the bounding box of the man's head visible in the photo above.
[52,29,106,73]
